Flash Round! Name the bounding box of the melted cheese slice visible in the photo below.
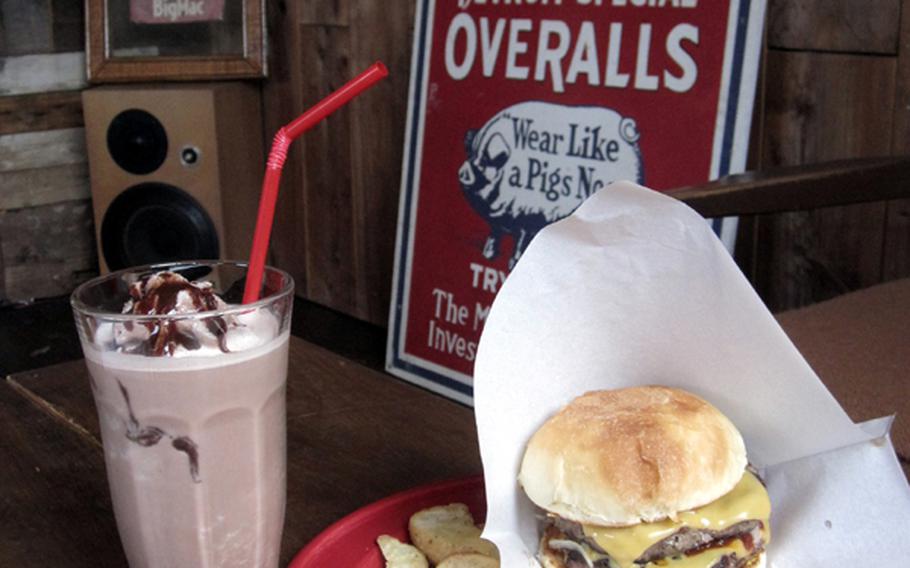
[580,471,771,568]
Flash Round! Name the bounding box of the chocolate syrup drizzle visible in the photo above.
[118,381,201,483]
[126,273,230,356]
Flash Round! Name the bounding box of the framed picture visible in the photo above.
[86,0,266,82]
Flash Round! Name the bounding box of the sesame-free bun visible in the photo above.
[519,386,747,526]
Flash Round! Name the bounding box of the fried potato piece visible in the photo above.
[377,534,429,568]
[408,503,499,564]
[437,552,500,567]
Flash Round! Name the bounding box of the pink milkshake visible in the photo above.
[72,262,293,568]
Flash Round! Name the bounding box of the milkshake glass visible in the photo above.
[72,261,293,568]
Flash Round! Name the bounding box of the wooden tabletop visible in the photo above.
[1,336,482,567]
[3,280,908,567]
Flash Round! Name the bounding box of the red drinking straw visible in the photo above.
[242,61,389,304]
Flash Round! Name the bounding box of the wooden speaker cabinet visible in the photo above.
[82,82,263,273]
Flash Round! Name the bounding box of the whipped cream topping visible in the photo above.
[94,271,279,357]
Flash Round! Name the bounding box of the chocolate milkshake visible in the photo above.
[72,263,293,568]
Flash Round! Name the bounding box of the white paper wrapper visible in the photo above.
[474,181,910,566]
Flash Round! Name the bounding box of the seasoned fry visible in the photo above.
[437,552,500,567]
[408,503,499,565]
[377,534,429,568]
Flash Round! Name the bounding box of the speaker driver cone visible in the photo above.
[101,183,220,271]
[107,109,168,175]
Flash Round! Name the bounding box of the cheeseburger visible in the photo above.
[518,386,770,568]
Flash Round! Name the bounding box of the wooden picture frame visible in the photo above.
[86,0,266,82]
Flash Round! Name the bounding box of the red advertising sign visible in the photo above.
[388,0,766,403]
[130,0,225,24]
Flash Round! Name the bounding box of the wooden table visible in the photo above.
[1,337,482,567]
[3,279,908,566]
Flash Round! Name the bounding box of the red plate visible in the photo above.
[289,475,486,568]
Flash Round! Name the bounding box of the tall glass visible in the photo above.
[72,261,293,568]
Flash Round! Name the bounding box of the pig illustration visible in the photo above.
[458,101,643,268]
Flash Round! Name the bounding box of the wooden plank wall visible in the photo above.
[887,0,910,282]
[0,0,94,303]
[265,0,414,324]
[740,0,910,310]
[269,0,910,324]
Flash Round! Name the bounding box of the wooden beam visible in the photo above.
[0,52,86,96]
[349,0,414,323]
[300,23,356,315]
[884,0,910,280]
[50,0,85,53]
[0,128,86,172]
[0,162,90,210]
[749,49,896,310]
[300,0,349,26]
[0,0,53,56]
[669,157,910,217]
[767,0,900,55]
[0,199,97,302]
[0,91,83,135]
[263,0,308,296]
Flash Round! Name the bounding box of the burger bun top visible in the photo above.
[519,386,747,526]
